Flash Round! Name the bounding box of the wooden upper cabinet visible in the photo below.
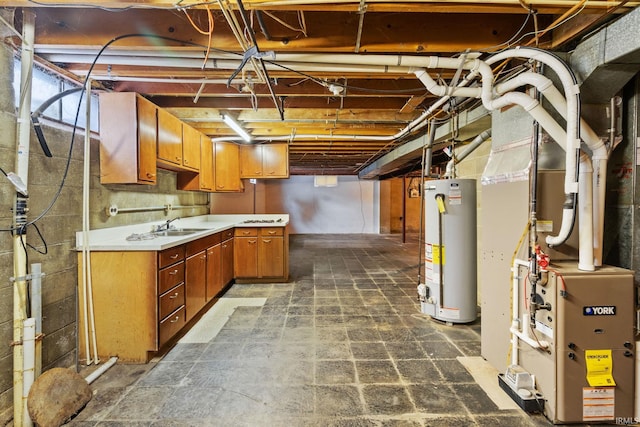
[157,108,183,169]
[263,144,289,177]
[181,123,201,172]
[199,135,214,191]
[214,142,242,192]
[177,133,214,192]
[99,92,157,184]
[239,143,289,179]
[240,145,263,177]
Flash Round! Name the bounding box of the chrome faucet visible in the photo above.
[155,217,181,232]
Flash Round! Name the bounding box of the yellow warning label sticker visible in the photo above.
[432,245,445,265]
[585,349,616,387]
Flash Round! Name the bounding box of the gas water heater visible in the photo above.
[420,178,477,323]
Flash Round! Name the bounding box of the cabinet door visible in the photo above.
[181,124,201,172]
[200,135,214,190]
[259,236,284,277]
[176,133,214,191]
[214,142,242,191]
[221,238,234,286]
[185,250,207,322]
[157,108,183,167]
[137,97,158,183]
[98,92,157,184]
[206,243,222,300]
[262,144,289,178]
[234,237,258,278]
[240,145,263,178]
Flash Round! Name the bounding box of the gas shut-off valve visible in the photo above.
[529,246,552,326]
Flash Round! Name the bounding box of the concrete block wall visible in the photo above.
[0,40,208,422]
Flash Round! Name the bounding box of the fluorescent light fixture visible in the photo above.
[221,113,252,142]
[314,175,338,187]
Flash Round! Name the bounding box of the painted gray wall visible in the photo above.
[264,176,380,234]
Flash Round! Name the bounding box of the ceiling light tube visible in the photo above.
[221,113,252,142]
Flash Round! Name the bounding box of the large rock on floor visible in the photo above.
[27,367,92,427]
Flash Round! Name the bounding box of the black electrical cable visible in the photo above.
[1,33,245,235]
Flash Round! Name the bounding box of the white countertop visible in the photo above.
[76,214,289,251]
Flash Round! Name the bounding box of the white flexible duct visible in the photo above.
[486,48,582,250]
[494,71,607,266]
[51,46,593,264]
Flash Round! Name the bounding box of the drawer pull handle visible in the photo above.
[249,240,257,244]
[169,292,179,299]
[170,316,180,323]
[170,254,179,259]
[263,239,271,243]
[169,269,179,275]
[268,231,276,235]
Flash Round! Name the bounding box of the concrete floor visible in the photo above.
[68,234,559,426]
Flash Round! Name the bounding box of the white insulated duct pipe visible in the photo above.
[494,71,607,266]
[50,46,593,265]
[486,48,582,251]
[578,154,595,271]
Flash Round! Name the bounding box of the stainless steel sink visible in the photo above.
[153,228,207,237]
[153,230,195,237]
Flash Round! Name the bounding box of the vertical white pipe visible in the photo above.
[14,10,35,427]
[80,80,92,365]
[511,259,529,366]
[578,154,595,271]
[29,263,42,378]
[83,79,100,365]
[22,318,35,427]
[592,157,607,266]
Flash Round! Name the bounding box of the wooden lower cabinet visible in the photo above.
[234,234,259,278]
[206,243,223,300]
[78,249,186,363]
[77,225,287,363]
[234,226,289,282]
[259,235,284,278]
[221,233,234,286]
[185,250,207,321]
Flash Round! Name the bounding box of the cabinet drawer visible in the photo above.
[159,284,185,319]
[159,245,185,268]
[260,227,283,236]
[158,261,184,294]
[186,233,221,257]
[159,306,186,347]
[235,227,258,237]
[221,229,234,240]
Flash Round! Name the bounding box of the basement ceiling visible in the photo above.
[4,1,638,176]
